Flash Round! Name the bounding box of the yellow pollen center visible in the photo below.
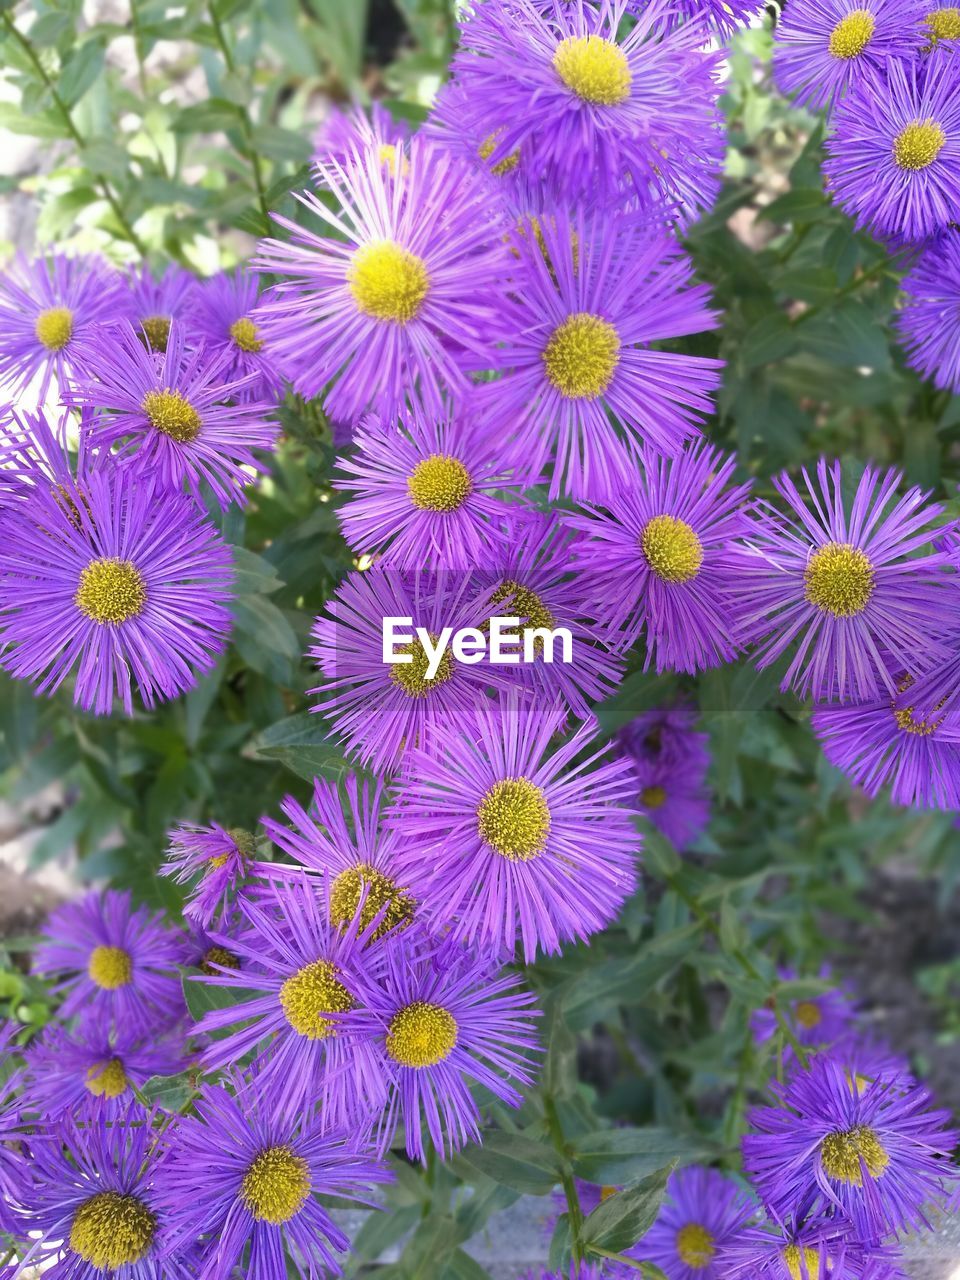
[490,580,556,634]
[893,694,942,736]
[641,515,704,584]
[820,1125,890,1185]
[69,1192,156,1268]
[230,316,263,353]
[828,9,875,58]
[803,542,875,617]
[329,862,415,938]
[479,130,520,176]
[85,1058,128,1099]
[553,35,632,105]
[279,959,353,1039]
[386,1000,458,1067]
[894,120,947,171]
[926,7,960,41]
[543,313,620,399]
[140,315,171,352]
[201,945,240,975]
[75,557,147,626]
[641,785,667,809]
[35,306,74,351]
[87,944,133,990]
[142,389,202,443]
[240,1145,310,1224]
[795,1000,822,1030]
[349,240,430,323]
[389,636,455,698]
[783,1245,822,1280]
[675,1223,716,1269]
[408,454,473,512]
[477,776,551,861]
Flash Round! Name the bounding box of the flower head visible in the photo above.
[924,1,960,46]
[628,749,711,850]
[751,968,857,1057]
[631,0,765,36]
[616,704,711,771]
[314,100,411,170]
[125,263,196,353]
[190,267,287,402]
[634,1166,755,1280]
[896,230,960,394]
[720,1213,884,1279]
[161,823,261,929]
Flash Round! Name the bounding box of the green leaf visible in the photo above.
[457,1132,562,1195]
[571,1128,712,1186]
[251,124,312,164]
[230,594,301,683]
[172,98,242,134]
[582,1166,672,1255]
[58,39,105,106]
[244,712,359,784]
[138,1071,196,1112]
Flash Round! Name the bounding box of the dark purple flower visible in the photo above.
[617,704,711,771]
[633,1165,755,1279]
[628,750,711,850]
[896,230,960,394]
[189,267,287,402]
[125,262,196,353]
[161,822,261,929]
[751,968,857,1056]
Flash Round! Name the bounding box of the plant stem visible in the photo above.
[208,3,271,234]
[543,1092,584,1264]
[587,1246,651,1273]
[1,11,147,255]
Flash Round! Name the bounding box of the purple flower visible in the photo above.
[349,932,540,1162]
[11,1103,194,1280]
[157,1070,391,1280]
[23,1013,188,1117]
[473,208,722,502]
[896,230,960,393]
[743,1052,957,1239]
[628,750,711,850]
[189,267,287,402]
[34,890,187,1034]
[737,459,954,703]
[720,1213,885,1279]
[0,406,97,497]
[924,1,960,45]
[253,137,511,422]
[450,0,723,215]
[160,823,260,929]
[334,410,531,570]
[634,1166,755,1280]
[0,1023,27,1232]
[629,0,765,36]
[389,690,641,961]
[616,704,711,771]
[773,0,925,113]
[0,253,130,397]
[261,774,419,938]
[824,57,960,243]
[570,443,752,671]
[0,465,233,715]
[313,100,411,169]
[125,262,196,353]
[192,874,388,1121]
[751,968,857,1055]
[64,321,278,509]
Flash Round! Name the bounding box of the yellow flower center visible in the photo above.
[553,35,632,105]
[230,316,264,353]
[85,1058,128,1100]
[142,389,203,443]
[69,1192,156,1268]
[386,1000,458,1067]
[408,455,473,512]
[641,515,704,584]
[543,312,621,399]
[140,315,171,352]
[479,130,520,176]
[477,776,551,861]
[87,944,133,990]
[894,120,947,171]
[388,636,455,698]
[349,240,430,323]
[926,7,960,41]
[675,1223,716,1269]
[240,1145,310,1224]
[828,9,875,58]
[490,580,556,632]
[329,862,415,938]
[200,945,240,975]
[35,306,74,352]
[795,1000,822,1030]
[820,1125,890,1185]
[641,785,667,809]
[279,959,353,1039]
[75,558,147,625]
[783,1245,822,1280]
[803,542,875,617]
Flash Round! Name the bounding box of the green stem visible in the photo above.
[208,4,271,234]
[790,256,895,328]
[1,11,147,255]
[544,1092,584,1264]
[587,1246,650,1273]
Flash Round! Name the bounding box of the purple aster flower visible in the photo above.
[160,822,262,929]
[450,0,724,215]
[627,748,711,849]
[736,459,954,703]
[189,267,287,402]
[253,137,511,422]
[349,932,540,1162]
[192,874,389,1121]
[125,262,196,353]
[570,442,752,670]
[825,1033,916,1092]
[185,923,244,977]
[473,208,722,501]
[633,1166,755,1279]
[23,1013,188,1117]
[896,230,960,393]
[309,567,505,773]
[34,890,187,1034]
[812,672,960,809]
[751,968,857,1055]
[0,405,97,498]
[314,100,411,169]
[261,774,420,938]
[628,0,765,36]
[158,1069,391,1280]
[334,410,532,570]
[720,1213,884,1279]
[824,57,960,244]
[0,252,130,398]
[64,321,278,509]
[773,0,925,113]
[743,1052,957,1239]
[389,690,640,961]
[0,465,233,715]
[924,0,960,45]
[616,704,711,771]
[0,1022,27,1232]
[12,1102,194,1280]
